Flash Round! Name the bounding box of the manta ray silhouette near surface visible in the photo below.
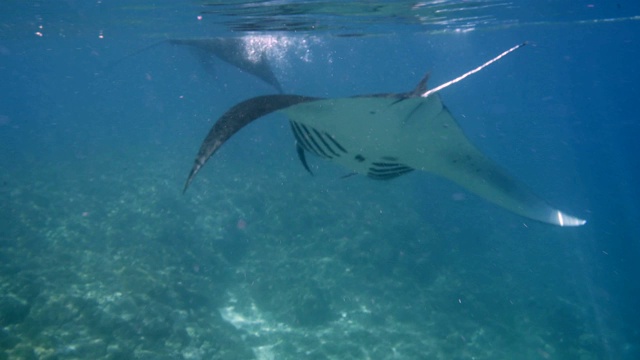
[183,44,586,227]
[110,38,283,93]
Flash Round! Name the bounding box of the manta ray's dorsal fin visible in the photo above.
[409,72,430,97]
[389,72,430,106]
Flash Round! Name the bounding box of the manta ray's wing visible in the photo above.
[185,93,585,226]
[280,95,585,226]
[108,38,284,93]
[169,38,284,93]
[182,40,584,226]
[183,95,318,193]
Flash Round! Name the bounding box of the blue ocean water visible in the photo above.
[1,1,639,359]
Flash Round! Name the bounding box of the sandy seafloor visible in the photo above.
[0,150,608,360]
[2,1,640,360]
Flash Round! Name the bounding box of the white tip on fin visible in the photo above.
[555,210,587,227]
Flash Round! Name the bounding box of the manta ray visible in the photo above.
[183,45,586,227]
[110,38,283,93]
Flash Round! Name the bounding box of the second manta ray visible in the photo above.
[184,44,586,227]
[109,38,283,93]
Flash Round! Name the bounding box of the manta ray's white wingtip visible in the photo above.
[555,210,587,227]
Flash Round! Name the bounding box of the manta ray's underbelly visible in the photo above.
[289,120,414,180]
[283,96,443,180]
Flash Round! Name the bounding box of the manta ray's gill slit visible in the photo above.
[369,166,413,174]
[371,162,409,168]
[368,162,414,180]
[367,167,414,180]
[289,122,308,150]
[323,133,348,154]
[291,122,320,157]
[297,124,327,158]
[298,123,334,159]
[312,128,341,157]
